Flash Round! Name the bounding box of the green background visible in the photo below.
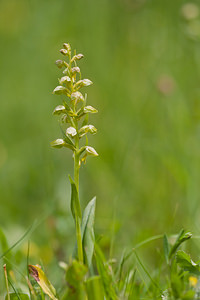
[1,0,200,271]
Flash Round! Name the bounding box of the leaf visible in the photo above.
[29,265,57,300]
[123,269,136,298]
[163,234,170,264]
[169,229,192,259]
[81,113,88,127]
[63,134,75,148]
[5,293,29,300]
[81,197,96,267]
[94,242,118,299]
[171,273,182,299]
[86,276,104,300]
[181,290,195,300]
[133,250,161,292]
[69,176,82,220]
[176,250,200,275]
[116,249,130,283]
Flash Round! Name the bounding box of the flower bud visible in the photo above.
[85,146,98,156]
[76,53,84,60]
[60,49,69,56]
[74,79,93,90]
[55,60,64,69]
[63,43,71,53]
[59,76,71,85]
[66,127,77,137]
[71,53,84,62]
[79,125,97,137]
[53,105,66,115]
[82,79,93,86]
[50,139,66,148]
[63,68,69,75]
[53,86,68,95]
[71,67,80,74]
[84,106,98,114]
[71,91,84,102]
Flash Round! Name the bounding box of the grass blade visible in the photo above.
[163,234,170,264]
[133,250,161,293]
[94,242,118,299]
[0,221,37,260]
[86,276,104,300]
[169,229,192,259]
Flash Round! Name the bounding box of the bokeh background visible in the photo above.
[1,0,200,281]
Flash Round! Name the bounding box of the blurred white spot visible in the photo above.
[181,3,199,21]
[157,75,175,96]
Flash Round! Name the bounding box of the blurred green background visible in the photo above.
[1,0,200,272]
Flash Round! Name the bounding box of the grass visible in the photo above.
[1,40,200,299]
[1,0,200,299]
[1,226,200,299]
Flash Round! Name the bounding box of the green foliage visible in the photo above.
[176,250,200,276]
[1,226,200,300]
[168,229,192,260]
[29,264,57,300]
[69,175,82,220]
[62,260,88,300]
[163,233,170,264]
[81,197,96,268]
[5,293,29,300]
[86,276,104,300]
[94,243,118,299]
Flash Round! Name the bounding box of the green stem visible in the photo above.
[69,51,83,263]
[74,144,83,263]
[75,215,83,263]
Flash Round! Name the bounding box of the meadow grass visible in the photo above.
[1,41,200,300]
[1,1,200,299]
